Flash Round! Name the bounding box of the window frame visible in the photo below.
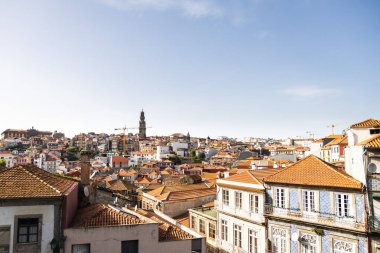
[233,224,242,248]
[235,191,242,209]
[248,228,258,253]
[199,219,205,234]
[208,223,216,239]
[222,189,229,205]
[302,190,316,213]
[221,219,228,241]
[72,244,91,253]
[17,218,39,244]
[335,193,351,218]
[274,188,286,208]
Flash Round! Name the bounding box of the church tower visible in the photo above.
[139,110,147,138]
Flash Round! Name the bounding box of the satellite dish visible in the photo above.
[368,163,377,173]
[84,186,89,197]
[291,232,299,242]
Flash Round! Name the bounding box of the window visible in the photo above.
[248,229,258,253]
[72,244,90,253]
[300,233,317,253]
[335,193,350,217]
[222,189,229,205]
[209,223,216,239]
[121,240,138,253]
[333,240,354,253]
[233,224,242,248]
[302,191,316,213]
[235,191,242,209]
[275,188,285,208]
[221,220,228,241]
[190,216,196,229]
[18,218,38,243]
[199,219,205,234]
[250,194,259,213]
[370,129,380,135]
[272,227,287,253]
[0,226,10,253]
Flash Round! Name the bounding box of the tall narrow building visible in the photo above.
[139,110,147,138]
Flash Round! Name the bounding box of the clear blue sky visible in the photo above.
[0,0,379,138]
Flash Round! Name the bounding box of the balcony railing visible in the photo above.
[215,202,265,222]
[264,204,365,231]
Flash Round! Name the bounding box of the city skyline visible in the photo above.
[0,0,379,138]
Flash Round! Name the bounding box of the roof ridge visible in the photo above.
[22,166,61,194]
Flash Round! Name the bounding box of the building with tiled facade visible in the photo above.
[263,155,367,253]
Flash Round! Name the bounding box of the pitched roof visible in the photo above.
[264,155,362,190]
[0,165,77,199]
[217,168,281,192]
[351,118,380,128]
[146,183,215,201]
[70,203,143,228]
[356,134,380,148]
[106,180,134,191]
[135,209,193,241]
[112,156,129,164]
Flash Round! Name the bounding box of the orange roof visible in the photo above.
[351,118,380,128]
[136,209,193,241]
[325,136,348,146]
[0,165,77,199]
[70,203,143,228]
[356,134,380,148]
[217,168,281,192]
[112,156,129,164]
[106,180,134,191]
[146,183,215,201]
[119,169,137,177]
[264,155,362,190]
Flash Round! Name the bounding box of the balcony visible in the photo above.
[215,201,265,223]
[264,204,365,232]
[369,215,380,232]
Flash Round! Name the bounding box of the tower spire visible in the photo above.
[139,110,146,138]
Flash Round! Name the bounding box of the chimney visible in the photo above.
[80,155,91,185]
[251,162,257,170]
[223,171,230,178]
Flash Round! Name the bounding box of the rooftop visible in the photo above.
[70,203,144,228]
[0,165,77,199]
[264,155,363,190]
[356,134,380,148]
[351,118,380,128]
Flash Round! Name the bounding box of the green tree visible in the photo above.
[0,159,6,167]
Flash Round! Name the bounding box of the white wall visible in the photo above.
[217,212,266,253]
[0,205,55,253]
[344,146,366,184]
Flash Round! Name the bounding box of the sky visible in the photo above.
[0,0,379,139]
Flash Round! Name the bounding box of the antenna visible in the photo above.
[327,124,336,135]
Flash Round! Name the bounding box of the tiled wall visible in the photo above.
[356,194,364,223]
[290,189,299,210]
[319,191,330,217]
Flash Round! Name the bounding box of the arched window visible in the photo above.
[333,240,354,253]
[300,233,317,253]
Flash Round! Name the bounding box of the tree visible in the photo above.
[198,152,206,160]
[0,159,6,167]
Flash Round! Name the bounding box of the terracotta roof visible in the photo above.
[325,136,348,146]
[70,203,143,228]
[264,155,362,190]
[112,156,129,164]
[0,165,77,199]
[119,169,137,177]
[146,183,215,201]
[136,209,193,241]
[356,134,380,148]
[106,180,134,191]
[351,118,380,128]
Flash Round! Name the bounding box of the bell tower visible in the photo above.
[139,110,147,138]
